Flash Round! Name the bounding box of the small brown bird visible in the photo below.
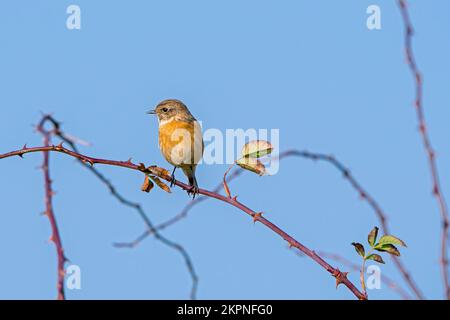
[147,99,203,197]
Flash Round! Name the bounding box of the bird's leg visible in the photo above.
[170,166,177,187]
[187,176,199,199]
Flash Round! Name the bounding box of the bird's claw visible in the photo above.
[187,185,199,199]
[170,175,176,187]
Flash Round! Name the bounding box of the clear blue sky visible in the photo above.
[0,0,449,299]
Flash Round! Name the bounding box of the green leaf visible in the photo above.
[236,157,266,176]
[351,242,365,258]
[241,140,273,158]
[368,226,379,247]
[374,243,401,256]
[366,254,385,264]
[377,235,407,247]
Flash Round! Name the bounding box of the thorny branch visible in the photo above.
[36,118,67,300]
[0,144,366,300]
[118,149,423,299]
[282,150,424,299]
[397,0,449,299]
[113,169,243,248]
[294,250,411,300]
[38,115,199,300]
[0,2,443,302]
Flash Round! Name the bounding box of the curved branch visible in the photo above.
[117,149,423,299]
[44,116,199,300]
[113,169,243,247]
[0,144,366,300]
[282,150,424,299]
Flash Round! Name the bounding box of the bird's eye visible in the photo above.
[162,107,169,112]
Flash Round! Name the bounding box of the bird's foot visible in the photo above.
[170,167,177,187]
[187,184,199,199]
[170,175,176,187]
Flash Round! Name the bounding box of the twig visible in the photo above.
[0,145,366,300]
[397,0,449,299]
[113,169,244,247]
[281,150,424,299]
[116,149,423,299]
[39,115,199,300]
[294,250,411,300]
[36,119,67,300]
[223,162,236,198]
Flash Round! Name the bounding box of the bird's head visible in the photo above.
[147,99,195,123]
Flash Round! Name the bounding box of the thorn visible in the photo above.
[419,123,426,133]
[333,269,349,289]
[22,144,28,150]
[433,185,439,196]
[414,100,420,109]
[416,73,422,84]
[81,159,94,166]
[57,142,64,148]
[126,157,133,164]
[232,195,238,201]
[407,26,413,37]
[18,154,24,158]
[429,150,435,160]
[253,212,263,223]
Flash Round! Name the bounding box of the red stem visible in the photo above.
[397,0,449,299]
[0,144,366,300]
[145,149,423,298]
[37,123,66,300]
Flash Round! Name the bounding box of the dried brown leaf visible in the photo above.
[141,176,154,193]
[149,175,172,193]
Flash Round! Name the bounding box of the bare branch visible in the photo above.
[40,115,199,300]
[113,169,243,247]
[36,119,67,300]
[0,145,366,300]
[118,149,423,298]
[294,250,411,300]
[397,0,449,299]
[281,150,424,299]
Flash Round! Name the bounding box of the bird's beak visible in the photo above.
[146,109,156,115]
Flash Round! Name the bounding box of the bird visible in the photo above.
[147,99,204,198]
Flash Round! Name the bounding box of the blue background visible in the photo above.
[0,0,449,299]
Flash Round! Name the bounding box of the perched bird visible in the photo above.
[147,99,203,197]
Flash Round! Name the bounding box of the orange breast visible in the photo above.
[158,120,203,166]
